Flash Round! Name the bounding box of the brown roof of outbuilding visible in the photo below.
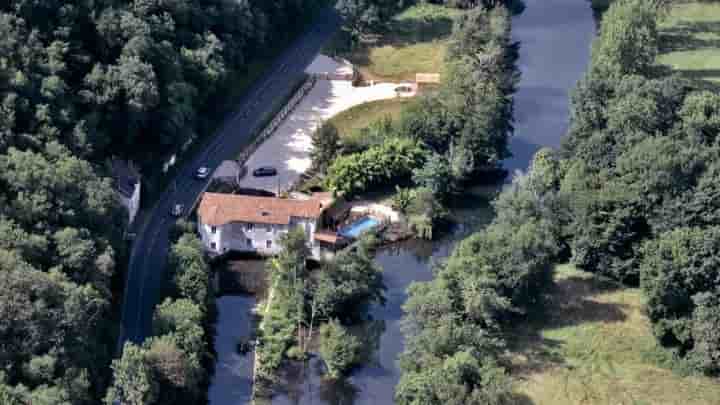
[198,193,330,226]
[314,231,341,244]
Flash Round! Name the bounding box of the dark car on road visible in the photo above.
[252,166,277,177]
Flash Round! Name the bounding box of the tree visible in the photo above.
[640,227,720,358]
[153,298,205,355]
[404,187,448,240]
[105,343,157,405]
[146,335,202,404]
[412,153,454,200]
[691,291,720,375]
[168,233,211,306]
[311,122,341,174]
[447,6,510,61]
[396,351,512,405]
[325,137,426,196]
[590,0,660,80]
[312,235,385,322]
[319,320,361,379]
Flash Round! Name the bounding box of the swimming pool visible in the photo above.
[339,216,380,239]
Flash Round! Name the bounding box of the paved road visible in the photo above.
[119,10,342,346]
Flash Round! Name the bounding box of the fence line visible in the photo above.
[237,76,318,177]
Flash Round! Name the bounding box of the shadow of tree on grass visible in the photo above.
[504,270,630,378]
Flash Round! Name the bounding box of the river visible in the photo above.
[209,0,595,403]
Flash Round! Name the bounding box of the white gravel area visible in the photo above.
[238,79,407,193]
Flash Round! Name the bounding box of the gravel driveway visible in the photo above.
[239,79,406,193]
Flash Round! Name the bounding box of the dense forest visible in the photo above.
[0,0,326,403]
[398,0,720,403]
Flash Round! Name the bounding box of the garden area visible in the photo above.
[658,1,720,86]
[330,3,462,82]
[508,265,720,405]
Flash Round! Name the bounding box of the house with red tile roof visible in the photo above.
[197,192,341,259]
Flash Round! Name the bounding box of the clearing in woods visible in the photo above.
[508,264,720,405]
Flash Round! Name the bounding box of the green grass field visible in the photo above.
[327,97,410,137]
[658,2,720,85]
[349,4,461,82]
[508,265,720,405]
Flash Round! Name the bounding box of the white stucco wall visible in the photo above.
[198,217,320,258]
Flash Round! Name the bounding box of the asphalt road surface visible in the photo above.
[119,10,342,347]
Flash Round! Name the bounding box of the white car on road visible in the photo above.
[195,167,210,179]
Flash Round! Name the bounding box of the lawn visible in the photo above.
[508,265,720,405]
[657,2,720,85]
[327,97,411,138]
[347,4,461,82]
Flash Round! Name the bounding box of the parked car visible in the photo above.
[195,166,210,179]
[170,204,184,217]
[252,166,277,177]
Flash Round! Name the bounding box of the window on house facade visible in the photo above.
[247,223,254,231]
[211,226,217,234]
[266,240,272,249]
[266,224,272,232]
[210,242,217,250]
[246,238,252,247]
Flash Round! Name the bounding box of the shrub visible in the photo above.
[324,137,426,197]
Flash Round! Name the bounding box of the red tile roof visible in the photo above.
[198,193,330,226]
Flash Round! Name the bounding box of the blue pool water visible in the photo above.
[340,216,379,238]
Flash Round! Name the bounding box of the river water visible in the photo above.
[210,0,595,403]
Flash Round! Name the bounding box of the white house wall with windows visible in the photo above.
[197,192,337,259]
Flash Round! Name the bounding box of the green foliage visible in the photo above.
[412,153,454,200]
[397,4,518,175]
[0,0,325,166]
[255,227,309,386]
[398,133,565,402]
[312,236,386,321]
[403,187,448,240]
[319,320,361,379]
[168,233,211,306]
[590,0,660,80]
[639,227,720,371]
[143,228,212,404]
[325,137,426,196]
[105,343,157,405]
[396,351,512,405]
[310,122,341,174]
[690,290,720,375]
[153,298,205,356]
[0,0,326,400]
[553,0,720,376]
[145,335,202,404]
